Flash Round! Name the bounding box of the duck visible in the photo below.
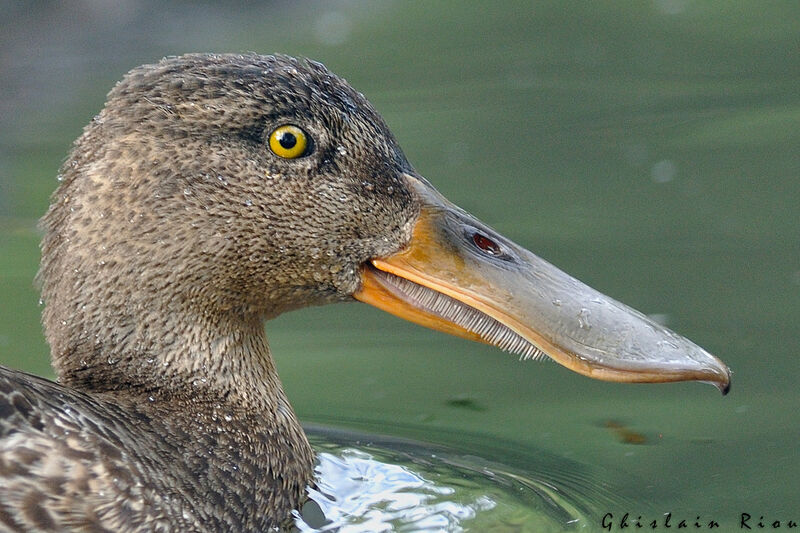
[0,53,730,531]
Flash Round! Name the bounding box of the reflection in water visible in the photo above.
[297,448,497,532]
[294,427,632,532]
[603,420,648,445]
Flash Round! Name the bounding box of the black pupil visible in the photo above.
[278,131,297,150]
[472,233,502,255]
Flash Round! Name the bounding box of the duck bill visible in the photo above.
[354,174,731,394]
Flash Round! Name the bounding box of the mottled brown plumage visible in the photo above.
[0,49,734,532]
[1,53,419,531]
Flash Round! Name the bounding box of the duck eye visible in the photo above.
[268,125,309,159]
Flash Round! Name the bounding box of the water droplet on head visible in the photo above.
[552,298,562,307]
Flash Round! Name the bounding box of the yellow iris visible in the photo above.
[268,125,308,159]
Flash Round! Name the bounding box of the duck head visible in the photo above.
[39,54,729,398]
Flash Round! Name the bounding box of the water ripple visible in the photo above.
[293,426,632,532]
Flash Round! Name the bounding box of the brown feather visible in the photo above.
[1,53,420,531]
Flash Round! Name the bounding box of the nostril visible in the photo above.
[472,232,502,256]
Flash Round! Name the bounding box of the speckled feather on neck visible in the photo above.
[0,53,418,531]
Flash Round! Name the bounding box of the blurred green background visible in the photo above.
[1,1,798,529]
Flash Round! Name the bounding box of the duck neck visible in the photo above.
[48,290,288,414]
[43,272,316,523]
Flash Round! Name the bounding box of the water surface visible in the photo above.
[1,2,798,530]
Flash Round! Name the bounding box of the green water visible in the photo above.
[1,2,798,530]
